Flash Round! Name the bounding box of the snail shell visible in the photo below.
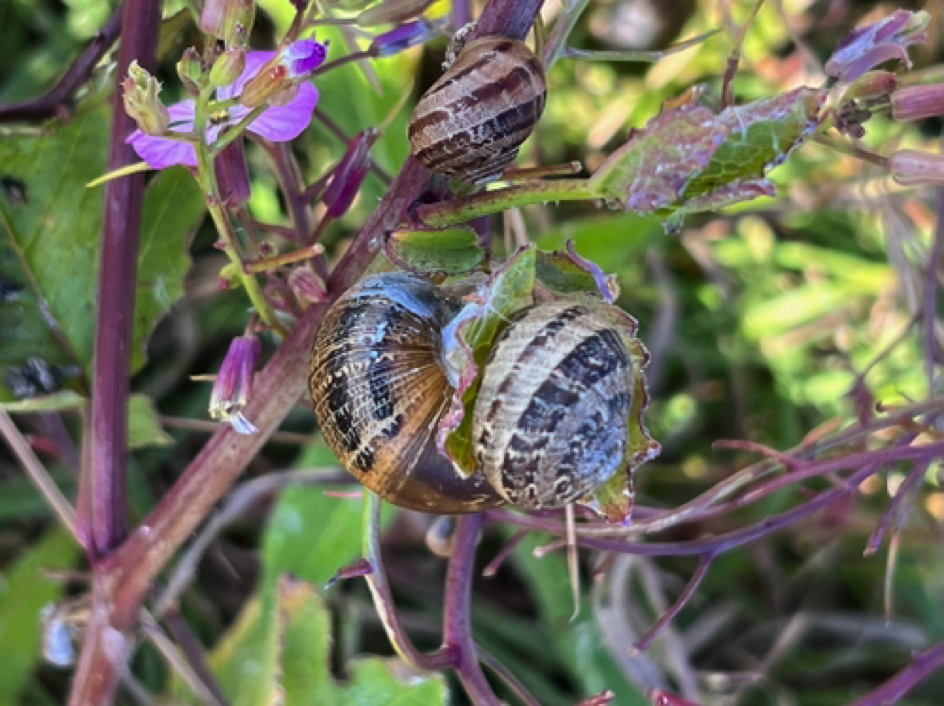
[473,302,634,508]
[309,273,504,514]
[408,36,547,184]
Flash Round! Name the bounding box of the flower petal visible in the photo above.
[247,82,319,142]
[127,101,198,168]
[285,39,328,76]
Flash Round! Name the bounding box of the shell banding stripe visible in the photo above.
[408,37,547,183]
[309,286,451,487]
[473,304,634,506]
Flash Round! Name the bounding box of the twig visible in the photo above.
[0,6,122,122]
[849,641,944,705]
[633,554,713,652]
[0,410,79,540]
[141,612,226,706]
[443,514,499,705]
[153,467,343,617]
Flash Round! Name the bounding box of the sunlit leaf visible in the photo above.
[590,88,827,231]
[0,109,204,401]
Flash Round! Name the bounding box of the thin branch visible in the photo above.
[443,514,499,705]
[849,641,944,706]
[0,7,122,122]
[633,554,713,652]
[0,410,79,540]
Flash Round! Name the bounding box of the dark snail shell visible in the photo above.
[408,36,547,184]
[472,302,634,509]
[309,273,504,514]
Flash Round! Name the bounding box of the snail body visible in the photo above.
[310,273,636,514]
[408,37,547,184]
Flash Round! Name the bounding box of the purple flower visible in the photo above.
[826,10,929,82]
[127,40,326,169]
[209,334,261,434]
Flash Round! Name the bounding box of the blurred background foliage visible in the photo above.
[0,0,941,704]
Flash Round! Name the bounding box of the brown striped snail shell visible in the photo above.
[309,272,503,513]
[408,36,547,184]
[473,302,633,508]
[310,272,637,514]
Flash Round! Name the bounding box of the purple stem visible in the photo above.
[80,0,162,559]
[864,460,929,555]
[633,554,713,652]
[0,6,122,122]
[485,443,942,556]
[849,641,944,705]
[443,514,499,705]
[924,183,944,383]
[68,0,548,701]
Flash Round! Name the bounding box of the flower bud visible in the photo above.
[891,85,944,122]
[200,0,227,38]
[288,267,327,304]
[209,47,246,88]
[369,19,437,57]
[122,61,170,135]
[224,0,256,47]
[843,70,898,102]
[209,334,261,435]
[240,64,288,108]
[888,149,944,186]
[215,138,251,205]
[176,48,205,96]
[357,0,433,27]
[323,129,378,217]
[284,39,328,77]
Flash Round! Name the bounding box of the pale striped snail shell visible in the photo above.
[309,273,636,514]
[408,36,547,184]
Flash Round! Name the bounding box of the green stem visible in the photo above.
[192,89,286,333]
[416,178,597,228]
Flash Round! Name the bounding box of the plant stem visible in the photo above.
[67,1,548,701]
[443,514,500,705]
[0,410,79,540]
[416,179,595,228]
[80,0,161,561]
[192,90,286,333]
[0,7,122,122]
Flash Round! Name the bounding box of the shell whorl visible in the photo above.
[309,273,503,514]
[471,302,634,508]
[408,37,547,184]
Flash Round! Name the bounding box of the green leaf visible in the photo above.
[127,393,172,449]
[511,531,649,705]
[385,227,483,276]
[0,109,204,401]
[133,168,203,373]
[0,529,79,702]
[262,485,387,590]
[589,88,827,231]
[341,658,447,705]
[0,108,108,398]
[198,486,434,705]
[203,575,446,706]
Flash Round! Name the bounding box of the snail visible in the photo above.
[309,272,636,514]
[408,36,547,184]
